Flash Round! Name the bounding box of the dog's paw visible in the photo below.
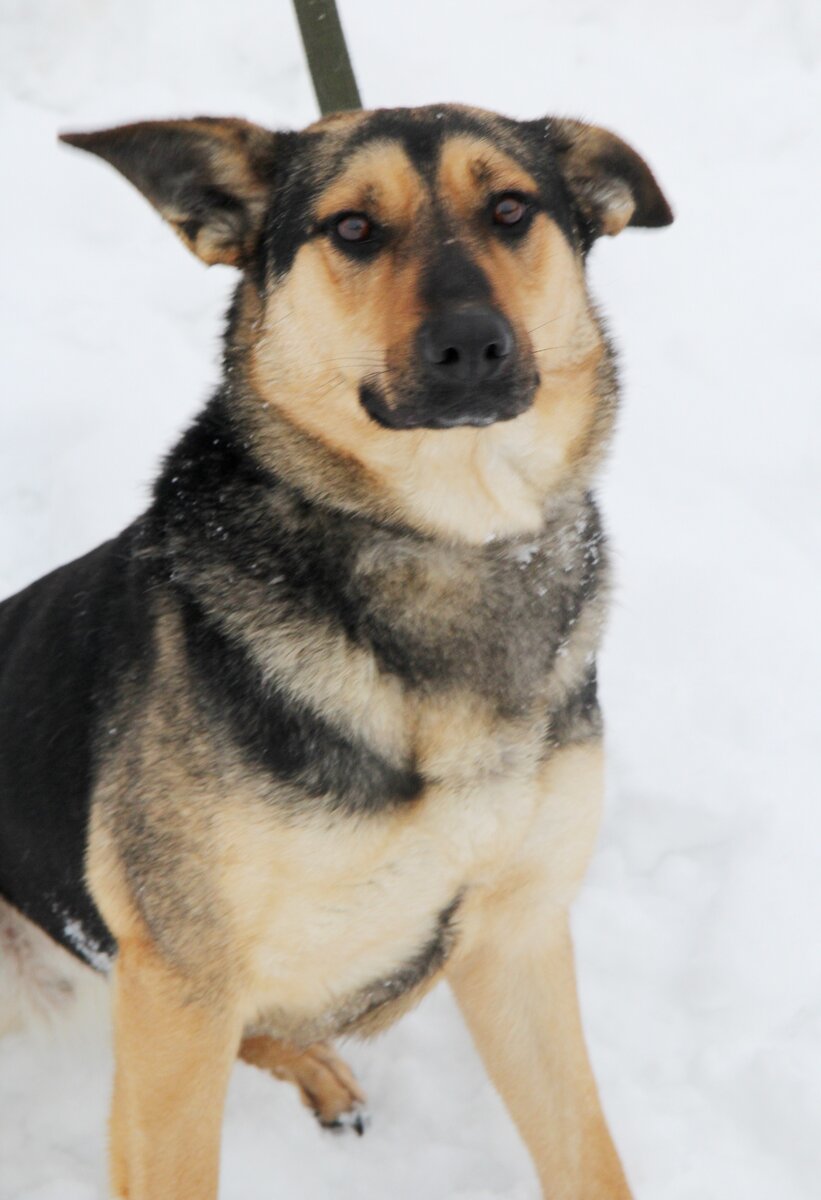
[241,1035,368,1134]
[320,1101,371,1137]
[292,1042,369,1134]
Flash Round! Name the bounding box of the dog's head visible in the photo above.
[62,106,671,538]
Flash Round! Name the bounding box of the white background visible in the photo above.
[1,1,820,1196]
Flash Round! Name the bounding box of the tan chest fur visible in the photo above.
[213,701,597,1041]
[89,517,605,1041]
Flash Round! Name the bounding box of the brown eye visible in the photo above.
[492,195,528,226]
[336,214,372,242]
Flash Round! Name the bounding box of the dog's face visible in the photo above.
[259,108,611,435]
[62,106,671,536]
[275,124,547,432]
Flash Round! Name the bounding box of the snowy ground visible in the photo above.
[1,1,820,1197]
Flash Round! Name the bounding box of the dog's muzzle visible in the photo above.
[361,304,536,431]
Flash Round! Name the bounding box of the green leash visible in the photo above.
[292,0,362,116]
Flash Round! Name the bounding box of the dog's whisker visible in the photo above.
[309,359,387,369]
[263,308,295,331]
[525,313,565,336]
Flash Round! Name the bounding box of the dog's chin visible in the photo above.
[359,382,535,432]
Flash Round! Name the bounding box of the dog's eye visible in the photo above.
[326,212,382,258]
[492,195,528,226]
[489,193,538,240]
[336,214,373,243]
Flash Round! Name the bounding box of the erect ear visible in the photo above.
[60,118,280,267]
[549,118,673,240]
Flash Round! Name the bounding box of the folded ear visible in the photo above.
[60,118,280,267]
[549,118,673,240]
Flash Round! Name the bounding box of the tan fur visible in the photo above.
[159,119,274,266]
[183,558,412,759]
[551,117,672,236]
[83,518,614,1190]
[314,140,425,229]
[304,110,366,135]
[54,107,666,1197]
[244,135,610,544]
[109,933,244,1200]
[93,730,619,1197]
[448,742,632,1199]
[88,594,599,1037]
[239,1036,366,1125]
[87,605,536,1029]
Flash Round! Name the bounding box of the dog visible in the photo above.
[0,103,672,1198]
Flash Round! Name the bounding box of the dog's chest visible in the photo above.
[223,733,545,1039]
[347,521,596,708]
[226,541,598,1034]
[175,498,605,1034]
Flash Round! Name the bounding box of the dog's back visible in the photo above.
[0,530,150,970]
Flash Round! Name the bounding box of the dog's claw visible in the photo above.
[322,1104,371,1137]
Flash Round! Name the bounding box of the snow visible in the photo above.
[512,542,539,568]
[1,1,820,1197]
[57,918,113,977]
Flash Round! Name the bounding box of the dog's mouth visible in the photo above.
[359,377,538,432]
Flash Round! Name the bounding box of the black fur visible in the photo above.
[178,591,424,814]
[259,107,583,285]
[0,528,152,966]
[0,377,606,969]
[1,105,632,975]
[419,240,493,309]
[149,396,606,710]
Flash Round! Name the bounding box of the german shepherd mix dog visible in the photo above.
[0,104,671,1197]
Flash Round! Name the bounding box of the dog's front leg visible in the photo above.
[110,937,243,1200]
[446,742,632,1199]
[448,912,631,1198]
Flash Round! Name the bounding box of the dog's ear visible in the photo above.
[60,118,280,267]
[548,118,673,239]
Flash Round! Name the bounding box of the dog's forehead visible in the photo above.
[305,105,538,204]
[263,106,569,277]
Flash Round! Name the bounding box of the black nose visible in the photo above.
[419,306,514,384]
